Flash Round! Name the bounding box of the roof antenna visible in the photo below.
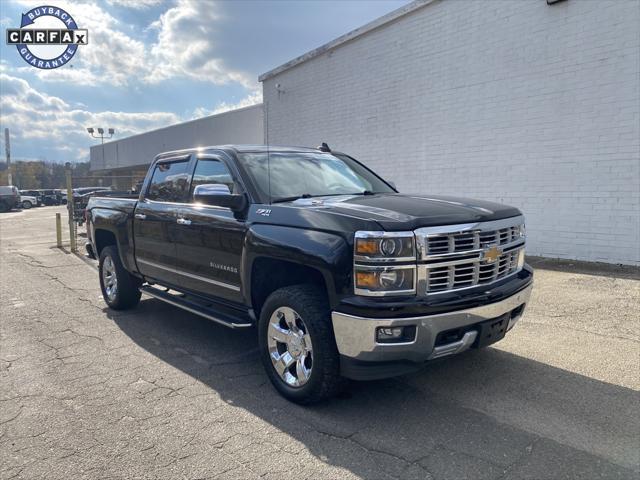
[317,142,331,152]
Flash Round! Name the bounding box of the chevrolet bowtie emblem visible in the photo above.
[483,245,502,263]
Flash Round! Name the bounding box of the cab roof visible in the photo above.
[155,144,341,161]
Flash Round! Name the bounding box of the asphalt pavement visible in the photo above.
[1,206,638,479]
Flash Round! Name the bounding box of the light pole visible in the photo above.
[86,127,114,187]
[5,128,12,186]
[86,127,114,144]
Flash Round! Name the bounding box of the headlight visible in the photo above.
[354,231,415,261]
[354,231,416,296]
[354,265,415,296]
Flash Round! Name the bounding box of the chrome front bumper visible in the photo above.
[331,283,533,363]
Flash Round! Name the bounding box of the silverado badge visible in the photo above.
[482,245,502,263]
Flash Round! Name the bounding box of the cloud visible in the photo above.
[0,73,180,161]
[149,0,254,88]
[190,89,262,119]
[106,0,164,9]
[9,0,256,90]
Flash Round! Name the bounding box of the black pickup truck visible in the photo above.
[86,144,533,404]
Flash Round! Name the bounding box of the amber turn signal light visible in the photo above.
[355,239,379,255]
[355,271,378,288]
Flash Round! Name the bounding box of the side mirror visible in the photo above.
[193,184,246,211]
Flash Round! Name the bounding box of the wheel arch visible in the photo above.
[94,229,118,256]
[89,208,137,274]
[244,224,352,317]
[249,257,331,317]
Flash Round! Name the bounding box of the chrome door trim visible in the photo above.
[137,258,240,291]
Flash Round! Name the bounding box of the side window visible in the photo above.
[190,158,236,199]
[146,160,191,202]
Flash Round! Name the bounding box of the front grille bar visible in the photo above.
[415,216,525,295]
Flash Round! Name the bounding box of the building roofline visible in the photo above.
[258,0,435,82]
[89,103,264,152]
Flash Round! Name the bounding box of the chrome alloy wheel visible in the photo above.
[102,255,118,302]
[267,307,313,387]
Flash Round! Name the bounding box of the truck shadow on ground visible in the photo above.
[107,298,638,479]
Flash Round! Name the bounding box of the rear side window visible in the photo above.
[146,160,191,202]
[189,158,236,198]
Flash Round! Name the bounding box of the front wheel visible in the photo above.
[99,246,142,310]
[21,200,32,209]
[259,285,344,404]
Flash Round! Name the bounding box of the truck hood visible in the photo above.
[278,193,522,231]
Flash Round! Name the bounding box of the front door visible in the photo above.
[172,154,246,304]
[133,156,192,286]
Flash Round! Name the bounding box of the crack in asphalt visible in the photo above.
[2,210,638,480]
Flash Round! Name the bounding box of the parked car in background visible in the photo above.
[39,189,63,206]
[55,189,67,205]
[19,190,43,207]
[0,186,20,212]
[18,193,41,209]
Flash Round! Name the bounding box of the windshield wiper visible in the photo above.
[272,191,378,203]
[271,193,314,203]
[348,190,377,196]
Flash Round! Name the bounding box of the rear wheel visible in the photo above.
[21,200,32,209]
[99,246,142,310]
[259,285,344,404]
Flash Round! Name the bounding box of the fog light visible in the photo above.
[376,326,416,344]
[379,327,402,339]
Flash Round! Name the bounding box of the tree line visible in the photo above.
[0,161,104,189]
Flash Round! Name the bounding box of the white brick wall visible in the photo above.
[262,0,640,265]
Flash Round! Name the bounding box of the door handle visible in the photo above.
[134,213,146,220]
[177,217,192,225]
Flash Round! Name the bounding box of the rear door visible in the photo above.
[172,154,246,303]
[133,156,193,286]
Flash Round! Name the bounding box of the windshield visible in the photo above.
[238,152,395,202]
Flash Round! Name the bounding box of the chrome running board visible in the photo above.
[140,285,252,329]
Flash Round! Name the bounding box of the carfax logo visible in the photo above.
[5,5,88,70]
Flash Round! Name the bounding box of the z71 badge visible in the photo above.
[256,208,271,217]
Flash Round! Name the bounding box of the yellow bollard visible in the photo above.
[56,213,62,248]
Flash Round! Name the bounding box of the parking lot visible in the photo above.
[1,206,638,479]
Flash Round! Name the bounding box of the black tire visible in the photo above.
[99,245,142,310]
[22,200,32,209]
[259,285,344,404]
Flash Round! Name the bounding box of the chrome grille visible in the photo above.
[426,249,521,293]
[425,226,522,256]
[415,216,525,295]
